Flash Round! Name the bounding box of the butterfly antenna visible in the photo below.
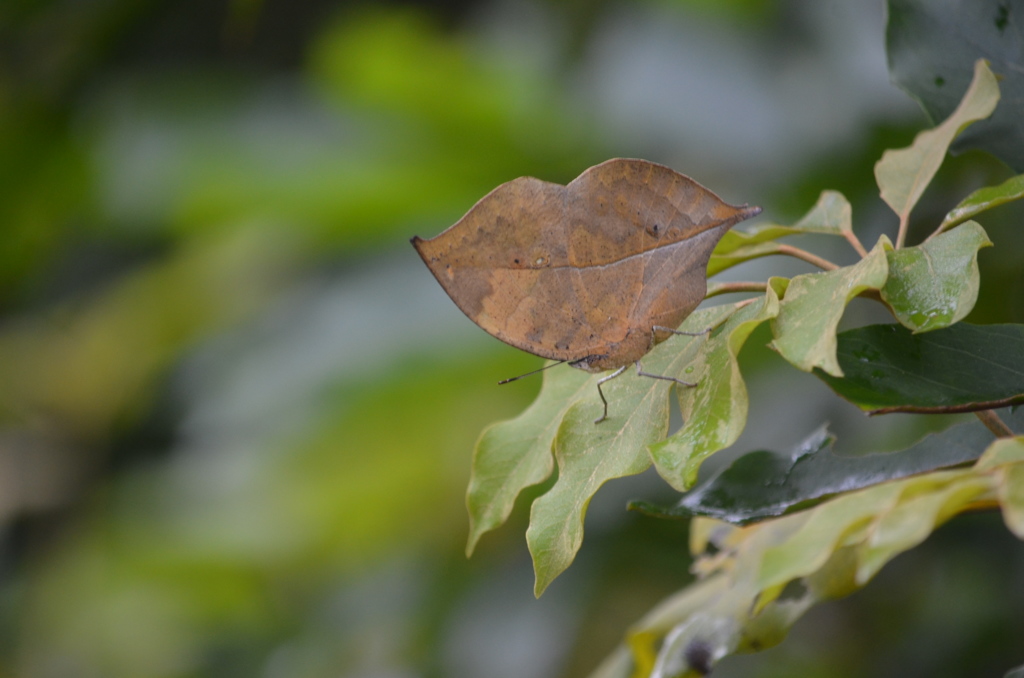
[498,360,567,385]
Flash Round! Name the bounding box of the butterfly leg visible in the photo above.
[593,365,628,424]
[635,361,697,388]
[652,325,712,338]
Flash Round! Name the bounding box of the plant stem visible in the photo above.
[976,409,1015,438]
[776,244,839,271]
[705,281,768,299]
[895,214,909,249]
[844,230,869,258]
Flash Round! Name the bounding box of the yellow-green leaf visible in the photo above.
[466,364,590,555]
[648,288,780,491]
[977,436,1024,539]
[523,304,738,595]
[707,191,855,276]
[708,240,785,277]
[594,434,1024,677]
[939,174,1024,232]
[790,190,853,236]
[769,238,890,376]
[874,59,999,225]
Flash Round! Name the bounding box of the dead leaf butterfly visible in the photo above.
[412,158,760,422]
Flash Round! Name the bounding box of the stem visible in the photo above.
[975,409,1015,438]
[844,230,869,258]
[775,244,839,271]
[705,281,768,299]
[895,214,909,249]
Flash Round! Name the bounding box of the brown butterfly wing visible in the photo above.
[411,176,588,362]
[411,158,761,367]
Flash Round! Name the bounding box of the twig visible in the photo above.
[775,244,840,271]
[975,409,1015,438]
[844,230,869,258]
[895,214,910,249]
[705,281,768,299]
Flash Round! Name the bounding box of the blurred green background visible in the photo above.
[1,0,1023,676]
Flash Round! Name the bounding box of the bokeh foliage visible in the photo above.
[1,1,1023,678]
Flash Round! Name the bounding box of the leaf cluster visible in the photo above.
[462,55,1024,675]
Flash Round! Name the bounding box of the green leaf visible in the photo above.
[789,190,854,236]
[713,224,800,256]
[939,174,1024,232]
[874,59,999,222]
[600,435,1024,675]
[815,323,1024,414]
[887,0,1024,172]
[854,471,992,582]
[881,221,992,333]
[647,288,780,492]
[525,376,670,596]
[977,436,1024,539]
[633,413,1009,524]
[769,238,890,377]
[756,480,912,591]
[707,191,855,277]
[524,304,738,595]
[708,240,786,277]
[709,224,798,277]
[466,364,590,555]
[976,435,1024,470]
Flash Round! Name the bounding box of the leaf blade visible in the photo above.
[939,174,1024,231]
[815,323,1024,414]
[632,413,1009,524]
[598,435,1024,676]
[790,190,853,236]
[881,221,992,333]
[466,364,591,554]
[769,238,890,377]
[647,288,781,491]
[874,59,999,222]
[887,0,1024,172]
[525,304,737,595]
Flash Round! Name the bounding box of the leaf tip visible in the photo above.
[465,531,480,558]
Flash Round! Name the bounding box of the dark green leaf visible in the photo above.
[887,0,1024,171]
[1005,665,1024,678]
[816,323,1024,414]
[611,435,1024,676]
[631,412,1019,524]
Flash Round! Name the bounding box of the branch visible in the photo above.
[975,409,1015,438]
[895,214,910,249]
[844,230,869,258]
[775,244,839,271]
